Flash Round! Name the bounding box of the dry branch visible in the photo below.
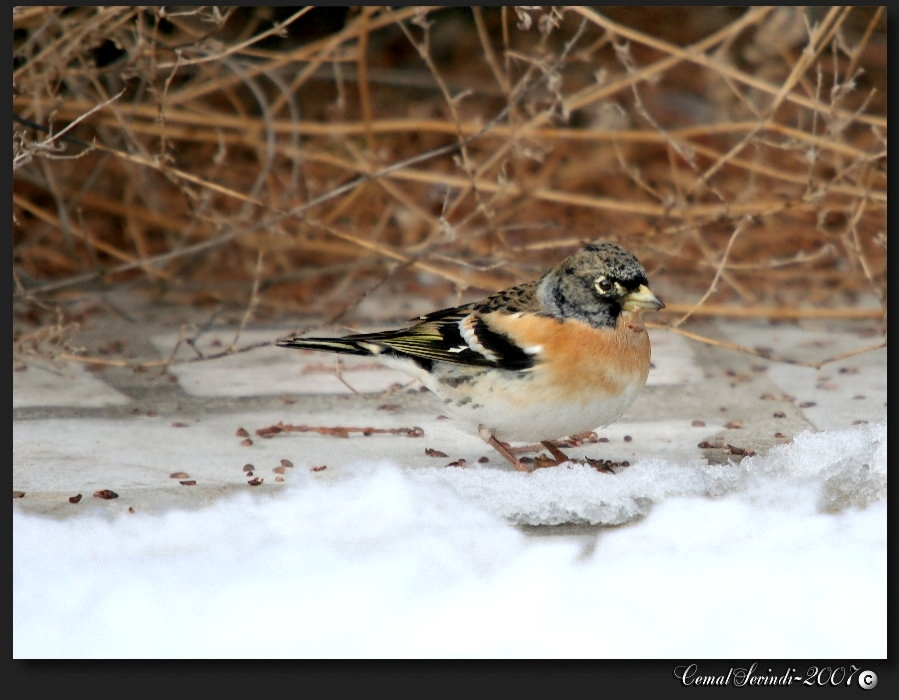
[13,6,886,370]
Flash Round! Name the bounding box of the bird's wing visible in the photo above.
[343,305,537,371]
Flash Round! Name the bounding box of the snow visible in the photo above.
[13,420,886,659]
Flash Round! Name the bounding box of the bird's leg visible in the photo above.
[479,427,532,472]
[538,440,573,466]
[487,435,533,473]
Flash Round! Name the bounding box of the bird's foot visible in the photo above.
[529,440,571,469]
[536,441,626,473]
[480,429,626,474]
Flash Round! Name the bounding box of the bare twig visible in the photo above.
[13,89,124,170]
[672,217,751,328]
[662,325,886,369]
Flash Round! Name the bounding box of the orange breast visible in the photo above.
[483,311,651,402]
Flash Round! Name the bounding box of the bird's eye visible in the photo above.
[594,276,614,294]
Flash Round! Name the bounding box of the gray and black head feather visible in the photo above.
[536,240,651,328]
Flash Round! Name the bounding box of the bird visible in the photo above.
[276,240,665,472]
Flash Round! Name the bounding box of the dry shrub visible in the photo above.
[13,6,887,358]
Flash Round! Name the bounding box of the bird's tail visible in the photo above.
[275,335,377,357]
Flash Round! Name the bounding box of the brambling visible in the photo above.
[277,240,664,472]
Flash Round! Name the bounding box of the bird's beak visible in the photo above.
[622,284,665,312]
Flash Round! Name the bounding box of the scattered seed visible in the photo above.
[691,420,706,427]
[425,448,448,458]
[773,411,786,418]
[171,421,189,428]
[179,480,196,486]
[724,420,743,429]
[243,464,255,472]
[247,477,263,486]
[256,423,423,439]
[68,494,82,504]
[623,435,632,442]
[280,459,294,468]
[798,401,816,408]
[13,491,25,499]
[698,439,725,449]
[170,472,190,479]
[774,432,786,438]
[274,476,284,482]
[445,459,466,468]
[236,427,249,437]
[586,458,627,473]
[93,490,119,499]
[377,404,400,411]
[838,366,859,374]
[311,465,328,472]
[273,466,287,474]
[241,438,253,446]
[853,395,866,400]
[477,456,489,463]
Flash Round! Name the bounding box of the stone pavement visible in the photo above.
[13,293,887,523]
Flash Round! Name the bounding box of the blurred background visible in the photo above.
[12,6,886,363]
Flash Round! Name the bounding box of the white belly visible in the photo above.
[423,364,643,443]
